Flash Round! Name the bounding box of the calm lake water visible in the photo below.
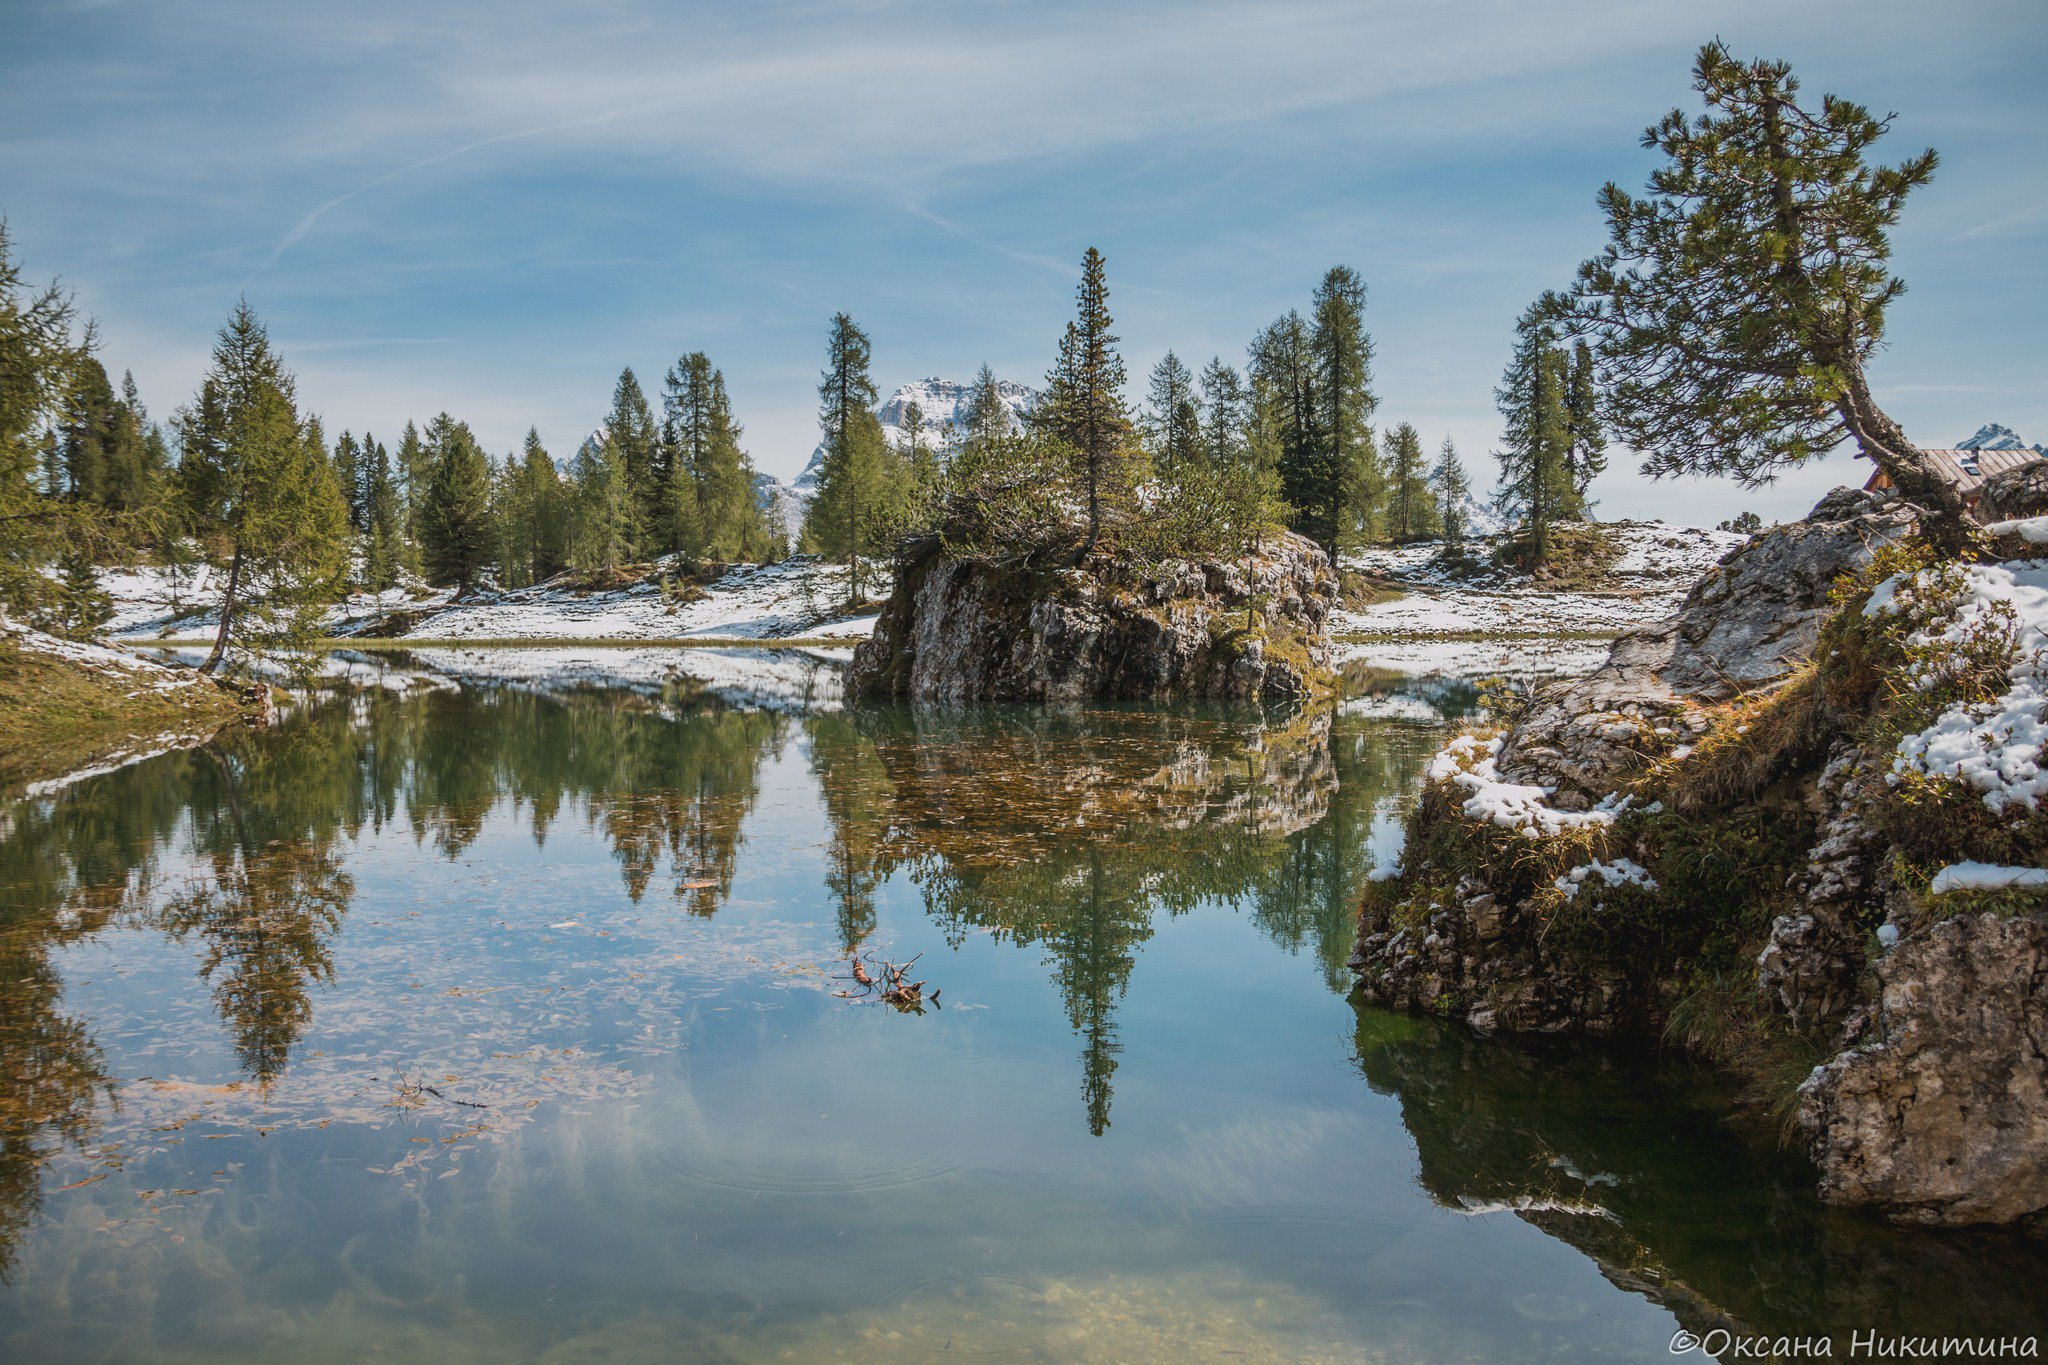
[2,656,2044,1362]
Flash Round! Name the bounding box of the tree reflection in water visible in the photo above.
[802,703,1433,1133]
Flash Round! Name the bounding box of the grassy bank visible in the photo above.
[0,628,251,791]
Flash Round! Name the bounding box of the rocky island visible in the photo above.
[1352,468,2048,1230]
[849,530,1335,704]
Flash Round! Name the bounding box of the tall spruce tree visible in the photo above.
[803,313,892,601]
[1384,423,1434,542]
[512,428,566,583]
[417,412,494,594]
[395,419,428,574]
[1493,304,1575,564]
[1561,341,1606,504]
[1142,351,1200,475]
[57,357,115,503]
[177,300,349,672]
[1197,358,1250,475]
[568,434,634,573]
[605,368,660,556]
[1249,311,1324,546]
[361,436,402,593]
[1541,42,1970,551]
[664,353,766,563]
[1311,266,1380,552]
[1036,248,1134,558]
[1430,437,1473,547]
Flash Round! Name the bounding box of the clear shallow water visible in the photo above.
[1,668,2043,1362]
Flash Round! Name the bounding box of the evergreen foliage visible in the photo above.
[417,412,495,594]
[1035,248,1135,557]
[1310,266,1381,553]
[568,434,635,574]
[1383,422,1436,543]
[1142,351,1200,475]
[605,367,660,556]
[1430,438,1473,547]
[1542,42,1970,550]
[1493,302,1580,563]
[957,364,1014,455]
[663,351,770,563]
[177,300,349,672]
[803,313,902,600]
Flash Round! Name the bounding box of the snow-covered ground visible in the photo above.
[103,556,881,646]
[1334,521,1744,641]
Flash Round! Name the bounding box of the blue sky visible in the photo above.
[2,0,2042,525]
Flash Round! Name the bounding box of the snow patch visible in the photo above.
[1928,862,2048,894]
[1553,858,1658,900]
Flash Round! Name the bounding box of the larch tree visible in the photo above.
[1541,42,1971,552]
[803,312,891,601]
[1311,266,1380,553]
[1430,437,1473,547]
[958,363,1013,455]
[361,436,403,593]
[569,433,634,574]
[1561,341,1606,504]
[512,428,567,583]
[177,300,349,673]
[1197,357,1250,475]
[1384,422,1434,542]
[1036,248,1134,559]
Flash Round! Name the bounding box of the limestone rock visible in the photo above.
[1497,490,1918,798]
[850,532,1335,704]
[1799,911,2048,1229]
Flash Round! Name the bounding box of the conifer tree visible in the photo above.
[1430,437,1473,547]
[1561,341,1606,503]
[803,313,894,600]
[1036,248,1134,558]
[899,398,942,521]
[958,363,1013,455]
[1493,304,1575,564]
[417,412,494,594]
[511,428,567,583]
[178,300,349,672]
[1384,423,1435,542]
[1198,358,1250,474]
[569,434,635,574]
[1311,266,1380,552]
[1542,43,1970,551]
[0,222,97,622]
[1142,351,1200,475]
[1250,310,1326,546]
[332,430,366,533]
[664,354,767,563]
[57,357,115,503]
[361,437,402,593]
[395,419,428,574]
[605,368,660,556]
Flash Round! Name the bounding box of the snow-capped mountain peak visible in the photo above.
[792,376,1042,491]
[1957,422,2035,452]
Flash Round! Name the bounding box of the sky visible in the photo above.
[2,0,2043,526]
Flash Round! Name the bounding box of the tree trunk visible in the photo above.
[1837,357,1977,557]
[199,543,243,675]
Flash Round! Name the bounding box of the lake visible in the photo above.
[2,654,2043,1361]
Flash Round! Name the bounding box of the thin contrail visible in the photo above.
[242,101,672,286]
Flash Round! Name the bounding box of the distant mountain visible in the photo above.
[792,376,1042,492]
[1956,422,2044,453]
[755,377,1042,540]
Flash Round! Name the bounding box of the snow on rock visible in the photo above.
[1553,858,1658,900]
[1983,515,2048,545]
[1928,863,2048,894]
[1869,559,2048,812]
[1426,734,1627,838]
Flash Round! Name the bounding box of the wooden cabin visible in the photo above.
[1862,447,2044,517]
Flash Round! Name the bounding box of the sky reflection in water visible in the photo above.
[1,663,2043,1362]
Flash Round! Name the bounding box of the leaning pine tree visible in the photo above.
[1541,42,1974,554]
